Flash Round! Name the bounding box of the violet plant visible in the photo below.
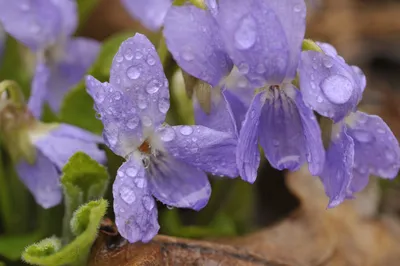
[0,0,397,265]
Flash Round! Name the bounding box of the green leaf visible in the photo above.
[59,31,135,133]
[0,36,31,97]
[60,152,109,242]
[0,231,43,261]
[22,199,108,266]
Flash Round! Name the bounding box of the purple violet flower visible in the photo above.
[163,2,253,136]
[121,0,172,31]
[193,0,324,183]
[0,0,100,117]
[321,111,400,208]
[0,101,106,209]
[85,33,238,243]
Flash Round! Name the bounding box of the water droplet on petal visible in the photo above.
[294,4,302,12]
[158,98,169,114]
[106,134,117,146]
[234,15,257,50]
[311,82,316,89]
[114,91,122,100]
[147,55,156,65]
[385,150,396,162]
[127,117,139,129]
[142,195,155,211]
[317,96,324,103]
[352,130,374,143]
[126,167,138,177]
[142,116,152,127]
[115,53,123,62]
[127,66,141,80]
[321,75,354,104]
[323,56,333,68]
[160,127,175,142]
[135,51,143,59]
[120,186,136,204]
[256,63,265,74]
[239,63,249,74]
[182,48,194,61]
[124,48,133,60]
[180,126,193,136]
[134,177,147,189]
[273,139,280,146]
[138,96,148,109]
[146,79,161,94]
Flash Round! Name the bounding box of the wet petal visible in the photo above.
[347,111,400,181]
[46,37,100,112]
[28,63,49,118]
[237,91,264,183]
[320,124,354,208]
[113,159,159,243]
[148,154,211,210]
[299,50,362,122]
[33,124,106,170]
[216,0,305,84]
[0,0,61,50]
[121,0,172,31]
[164,5,232,86]
[159,125,238,178]
[16,149,61,209]
[259,86,323,174]
[86,34,169,155]
[193,90,236,136]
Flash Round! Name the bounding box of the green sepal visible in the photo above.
[76,0,99,32]
[22,199,108,266]
[302,39,323,52]
[59,31,135,134]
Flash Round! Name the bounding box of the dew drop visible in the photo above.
[106,134,117,146]
[146,79,162,94]
[352,130,374,143]
[138,97,148,109]
[127,66,141,80]
[124,48,133,60]
[180,126,193,136]
[256,63,265,74]
[134,177,147,189]
[182,48,195,61]
[160,127,175,142]
[234,15,257,50]
[311,82,316,89]
[95,91,105,103]
[135,51,143,59]
[321,75,353,104]
[317,96,324,103]
[120,186,136,204]
[114,91,122,100]
[239,63,249,74]
[126,167,138,177]
[142,116,152,127]
[158,98,169,114]
[127,117,139,129]
[385,150,396,162]
[147,54,156,65]
[115,53,123,63]
[323,56,333,68]
[293,4,302,12]
[142,195,155,211]
[273,139,280,146]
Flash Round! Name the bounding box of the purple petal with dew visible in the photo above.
[164,5,232,86]
[158,124,238,178]
[148,153,211,211]
[114,158,159,243]
[236,91,264,183]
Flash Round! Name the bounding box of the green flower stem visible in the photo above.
[157,36,170,69]
[0,149,14,234]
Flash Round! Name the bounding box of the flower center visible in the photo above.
[139,140,151,154]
